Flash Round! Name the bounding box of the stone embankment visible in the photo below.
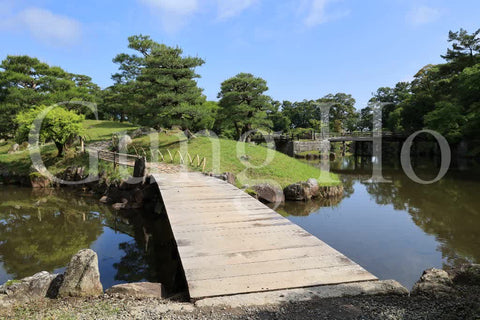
[206,172,344,203]
[1,256,479,319]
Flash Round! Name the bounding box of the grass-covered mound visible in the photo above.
[1,121,340,188]
[129,134,340,187]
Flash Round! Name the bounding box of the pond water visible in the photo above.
[275,156,480,289]
[1,156,479,292]
[0,187,183,293]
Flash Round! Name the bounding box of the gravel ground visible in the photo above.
[1,285,479,320]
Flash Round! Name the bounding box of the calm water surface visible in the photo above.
[1,156,479,291]
[0,187,181,292]
[276,156,480,289]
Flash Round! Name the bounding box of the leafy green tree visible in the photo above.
[0,55,99,138]
[16,105,84,156]
[109,35,206,129]
[357,106,373,132]
[369,83,410,133]
[217,73,272,139]
[268,100,291,132]
[424,101,466,143]
[317,93,357,132]
[442,28,480,71]
[281,100,319,129]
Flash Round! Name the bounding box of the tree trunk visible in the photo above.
[243,123,252,142]
[55,141,64,157]
[234,122,241,140]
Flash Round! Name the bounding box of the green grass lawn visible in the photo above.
[1,122,340,187]
[129,133,340,187]
[0,120,139,176]
[82,120,139,142]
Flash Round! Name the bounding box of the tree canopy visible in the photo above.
[217,73,272,139]
[105,35,207,129]
[0,55,99,138]
[16,105,84,156]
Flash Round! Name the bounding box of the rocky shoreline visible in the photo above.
[0,249,479,319]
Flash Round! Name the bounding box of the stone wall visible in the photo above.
[276,140,331,157]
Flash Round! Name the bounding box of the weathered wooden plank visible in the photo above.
[184,255,355,281]
[151,173,377,299]
[188,265,376,298]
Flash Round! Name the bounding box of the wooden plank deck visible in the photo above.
[152,172,377,299]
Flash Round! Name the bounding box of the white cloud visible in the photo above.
[1,7,81,46]
[406,6,442,26]
[216,0,258,20]
[304,0,349,27]
[140,0,198,15]
[139,0,199,33]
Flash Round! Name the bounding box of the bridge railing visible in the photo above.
[96,149,143,168]
[250,131,405,142]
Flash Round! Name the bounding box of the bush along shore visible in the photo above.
[0,246,479,319]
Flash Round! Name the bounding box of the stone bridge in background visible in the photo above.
[251,132,409,157]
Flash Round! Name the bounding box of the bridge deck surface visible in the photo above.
[152,172,377,299]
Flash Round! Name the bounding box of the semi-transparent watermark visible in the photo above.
[27,100,453,206]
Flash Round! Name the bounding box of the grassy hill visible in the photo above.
[1,121,339,187]
[129,133,339,187]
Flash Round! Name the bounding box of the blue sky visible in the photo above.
[1,0,479,109]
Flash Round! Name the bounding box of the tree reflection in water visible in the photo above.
[0,188,103,279]
[0,186,186,295]
[299,155,480,270]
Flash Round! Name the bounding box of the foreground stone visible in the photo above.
[411,268,455,297]
[30,174,52,188]
[58,249,103,297]
[253,183,285,203]
[106,282,165,298]
[0,271,60,307]
[195,280,408,308]
[283,182,315,201]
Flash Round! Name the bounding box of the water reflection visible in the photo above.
[279,156,480,288]
[0,186,184,294]
[0,188,104,279]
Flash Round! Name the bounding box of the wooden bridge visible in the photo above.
[152,172,377,299]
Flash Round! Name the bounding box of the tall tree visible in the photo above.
[217,73,272,139]
[318,93,357,132]
[441,28,480,70]
[109,35,206,128]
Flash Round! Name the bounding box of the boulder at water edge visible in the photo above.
[253,184,285,204]
[283,182,315,201]
[58,249,103,297]
[411,268,455,297]
[106,282,165,299]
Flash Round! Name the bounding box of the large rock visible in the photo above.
[306,178,319,197]
[30,173,52,188]
[411,268,455,297]
[0,271,60,305]
[253,184,285,204]
[58,249,103,297]
[283,182,316,201]
[106,282,164,299]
